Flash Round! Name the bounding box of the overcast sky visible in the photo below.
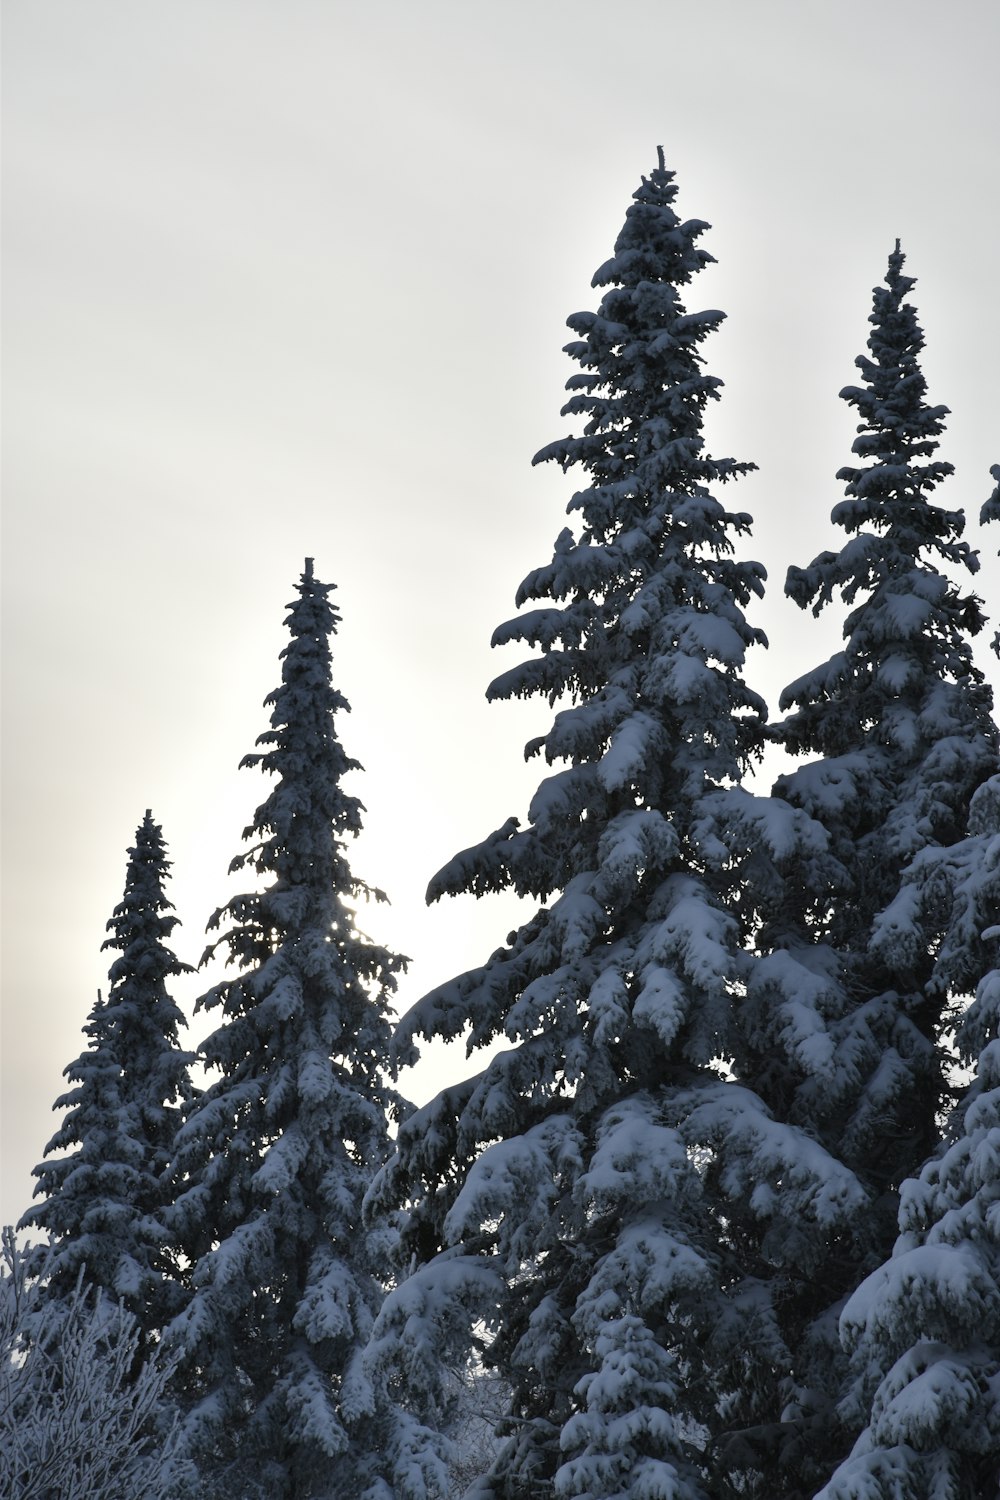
[3,0,999,1230]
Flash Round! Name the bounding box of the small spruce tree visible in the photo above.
[20,812,195,1336]
[167,561,439,1500]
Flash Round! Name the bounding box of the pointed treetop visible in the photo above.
[304,556,314,580]
[828,242,955,508]
[875,237,916,314]
[642,144,675,196]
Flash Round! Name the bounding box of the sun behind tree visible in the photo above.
[167,561,440,1500]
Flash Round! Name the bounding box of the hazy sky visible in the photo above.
[3,0,999,1230]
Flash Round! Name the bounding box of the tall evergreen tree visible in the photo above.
[733,251,1000,1493]
[167,561,438,1500]
[808,468,1000,1500]
[367,153,856,1500]
[20,812,195,1336]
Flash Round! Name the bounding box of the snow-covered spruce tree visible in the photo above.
[167,561,436,1500]
[367,153,858,1500]
[815,767,1000,1500]
[735,251,1000,1493]
[19,811,195,1337]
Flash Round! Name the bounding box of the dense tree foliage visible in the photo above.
[816,772,1000,1499]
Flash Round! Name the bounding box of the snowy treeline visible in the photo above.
[4,153,1000,1499]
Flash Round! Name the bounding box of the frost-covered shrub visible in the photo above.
[0,1228,189,1500]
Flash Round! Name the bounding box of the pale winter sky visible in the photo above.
[3,0,999,1230]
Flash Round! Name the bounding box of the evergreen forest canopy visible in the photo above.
[4,150,1000,1500]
